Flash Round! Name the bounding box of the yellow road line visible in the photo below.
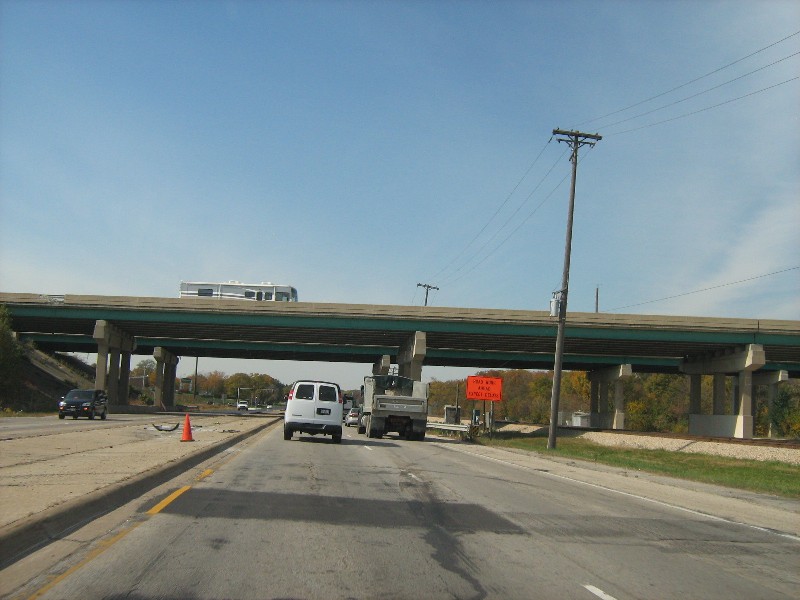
[27,526,139,599]
[196,468,214,481]
[25,447,248,598]
[146,485,192,515]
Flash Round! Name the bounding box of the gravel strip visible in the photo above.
[578,431,800,465]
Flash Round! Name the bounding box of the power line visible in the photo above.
[438,147,568,285]
[440,168,571,286]
[426,137,554,282]
[607,266,800,312]
[578,29,800,127]
[607,76,799,136]
[599,50,800,131]
[440,146,598,287]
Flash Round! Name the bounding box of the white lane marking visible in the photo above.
[363,445,373,451]
[583,584,618,600]
[409,472,422,482]
[439,444,800,543]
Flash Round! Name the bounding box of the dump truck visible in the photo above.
[358,373,428,440]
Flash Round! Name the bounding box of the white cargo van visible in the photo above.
[283,381,343,443]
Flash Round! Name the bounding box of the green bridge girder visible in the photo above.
[3,293,799,376]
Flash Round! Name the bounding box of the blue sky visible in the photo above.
[1,1,798,388]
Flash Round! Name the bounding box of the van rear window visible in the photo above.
[295,384,315,400]
[319,385,338,402]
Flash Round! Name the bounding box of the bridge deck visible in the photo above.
[3,293,799,375]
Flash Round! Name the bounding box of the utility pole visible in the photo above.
[416,282,439,306]
[548,129,602,450]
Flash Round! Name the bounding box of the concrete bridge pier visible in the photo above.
[93,320,136,404]
[372,355,391,376]
[682,344,765,439]
[153,347,179,410]
[589,365,632,429]
[398,331,426,381]
[752,370,789,438]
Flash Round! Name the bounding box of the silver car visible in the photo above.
[344,406,362,427]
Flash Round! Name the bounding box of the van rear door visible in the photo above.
[289,383,317,421]
[315,383,341,423]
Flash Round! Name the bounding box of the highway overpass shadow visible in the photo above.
[157,488,524,534]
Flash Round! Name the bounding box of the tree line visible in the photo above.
[427,369,800,438]
[130,360,287,405]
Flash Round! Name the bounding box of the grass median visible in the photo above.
[476,434,800,499]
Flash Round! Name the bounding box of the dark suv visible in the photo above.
[58,389,108,420]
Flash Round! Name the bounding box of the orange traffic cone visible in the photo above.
[180,413,194,442]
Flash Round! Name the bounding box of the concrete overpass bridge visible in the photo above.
[3,292,799,439]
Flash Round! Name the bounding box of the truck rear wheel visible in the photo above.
[366,416,375,438]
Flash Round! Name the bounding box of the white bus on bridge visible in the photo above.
[179,281,298,302]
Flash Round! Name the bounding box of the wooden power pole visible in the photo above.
[547,129,602,450]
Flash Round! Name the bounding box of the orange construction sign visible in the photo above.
[466,376,502,401]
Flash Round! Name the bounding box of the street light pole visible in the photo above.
[547,129,601,450]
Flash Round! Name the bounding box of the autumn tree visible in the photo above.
[225,372,255,401]
[200,370,226,398]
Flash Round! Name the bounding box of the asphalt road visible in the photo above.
[4,420,795,600]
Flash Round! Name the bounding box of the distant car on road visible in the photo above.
[237,400,249,411]
[344,407,362,427]
[59,389,108,420]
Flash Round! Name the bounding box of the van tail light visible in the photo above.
[287,389,294,401]
[338,392,343,404]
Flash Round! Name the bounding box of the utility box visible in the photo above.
[444,405,461,424]
[571,411,591,427]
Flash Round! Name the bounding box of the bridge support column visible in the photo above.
[753,370,788,438]
[118,350,132,405]
[93,320,136,404]
[688,374,702,415]
[398,331,426,381]
[588,365,631,429]
[95,340,109,393]
[153,347,179,410]
[372,355,391,376]
[712,374,726,415]
[681,344,765,439]
[734,371,753,439]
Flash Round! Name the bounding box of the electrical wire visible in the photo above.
[438,147,568,284]
[440,146,598,287]
[439,171,571,286]
[599,51,800,131]
[420,31,800,307]
[607,266,800,312]
[606,76,799,136]
[426,137,554,283]
[578,29,800,127]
